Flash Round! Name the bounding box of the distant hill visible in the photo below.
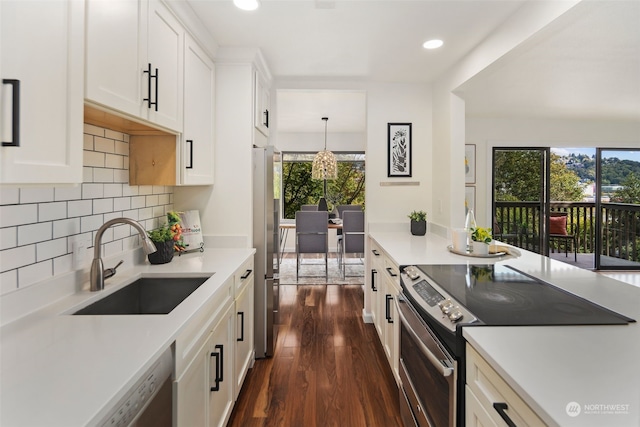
[563,154,640,185]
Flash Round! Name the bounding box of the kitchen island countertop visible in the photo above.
[369,230,640,427]
[0,248,254,427]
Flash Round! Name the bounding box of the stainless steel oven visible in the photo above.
[398,263,634,427]
[397,295,456,427]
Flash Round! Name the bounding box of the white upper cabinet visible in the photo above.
[253,69,270,137]
[181,34,215,185]
[0,0,84,184]
[85,0,184,133]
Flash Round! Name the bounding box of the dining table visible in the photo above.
[278,220,343,263]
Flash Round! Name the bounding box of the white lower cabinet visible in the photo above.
[367,237,400,384]
[466,344,547,427]
[173,256,255,426]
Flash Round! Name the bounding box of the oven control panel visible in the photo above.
[401,266,477,331]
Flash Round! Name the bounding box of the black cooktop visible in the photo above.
[409,264,635,326]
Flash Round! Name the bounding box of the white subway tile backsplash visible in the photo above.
[54,186,82,201]
[81,214,104,233]
[105,154,124,169]
[113,197,131,212]
[83,134,94,150]
[39,202,67,222]
[94,136,115,153]
[93,198,113,214]
[0,123,174,290]
[0,245,36,271]
[104,184,123,198]
[0,204,38,227]
[1,270,18,295]
[0,227,17,250]
[18,222,52,245]
[115,140,128,156]
[84,123,105,136]
[53,218,81,238]
[68,200,92,218]
[37,238,67,262]
[84,150,105,167]
[82,183,104,199]
[18,260,53,288]
[20,188,54,204]
[105,129,125,141]
[0,187,20,205]
[53,254,73,276]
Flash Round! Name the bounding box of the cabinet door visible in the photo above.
[1,0,83,184]
[234,282,254,398]
[85,0,147,119]
[146,0,183,131]
[382,266,400,383]
[174,332,210,427]
[209,306,235,427]
[181,34,214,185]
[253,70,269,137]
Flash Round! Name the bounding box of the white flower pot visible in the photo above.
[472,241,489,255]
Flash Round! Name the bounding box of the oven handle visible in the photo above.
[396,298,454,378]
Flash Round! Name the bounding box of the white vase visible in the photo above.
[472,241,489,255]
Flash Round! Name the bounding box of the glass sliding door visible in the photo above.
[596,149,640,270]
[492,148,550,254]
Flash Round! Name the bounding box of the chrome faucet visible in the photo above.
[90,218,157,291]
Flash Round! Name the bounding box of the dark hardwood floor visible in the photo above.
[228,284,403,427]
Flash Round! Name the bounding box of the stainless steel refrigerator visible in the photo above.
[252,145,280,358]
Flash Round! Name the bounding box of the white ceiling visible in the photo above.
[185,0,640,129]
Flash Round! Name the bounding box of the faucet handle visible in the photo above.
[104,260,124,280]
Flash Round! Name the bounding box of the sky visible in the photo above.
[551,147,640,162]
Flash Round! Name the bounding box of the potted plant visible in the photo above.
[146,212,184,264]
[470,226,492,255]
[408,210,427,236]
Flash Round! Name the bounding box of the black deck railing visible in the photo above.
[494,201,639,263]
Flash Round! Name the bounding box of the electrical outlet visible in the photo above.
[73,240,86,269]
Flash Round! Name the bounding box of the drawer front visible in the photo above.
[175,277,234,377]
[466,344,546,427]
[234,257,254,297]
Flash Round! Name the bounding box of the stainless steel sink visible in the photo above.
[73,277,210,315]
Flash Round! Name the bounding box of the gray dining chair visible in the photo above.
[336,204,363,252]
[338,210,365,278]
[301,204,318,211]
[295,210,329,280]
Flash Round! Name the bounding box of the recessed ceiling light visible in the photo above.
[423,39,443,49]
[234,0,260,11]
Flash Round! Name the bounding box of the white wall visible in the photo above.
[276,132,365,152]
[466,117,640,226]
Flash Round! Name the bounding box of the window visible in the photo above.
[281,152,365,219]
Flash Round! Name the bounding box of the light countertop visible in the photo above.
[0,248,254,427]
[369,230,640,427]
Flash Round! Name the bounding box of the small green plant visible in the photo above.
[471,227,492,244]
[408,210,427,222]
[147,211,186,251]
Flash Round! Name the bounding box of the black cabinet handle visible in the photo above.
[385,294,394,323]
[2,79,20,147]
[240,269,252,280]
[237,312,244,342]
[186,140,193,169]
[386,267,397,277]
[264,109,269,128]
[371,269,377,292]
[493,403,516,427]
[143,63,158,111]
[371,249,380,256]
[210,344,224,392]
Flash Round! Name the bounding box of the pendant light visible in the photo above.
[312,117,338,211]
[312,117,338,180]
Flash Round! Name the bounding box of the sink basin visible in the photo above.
[73,277,210,315]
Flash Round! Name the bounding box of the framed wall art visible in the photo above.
[387,123,412,177]
[465,144,476,184]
